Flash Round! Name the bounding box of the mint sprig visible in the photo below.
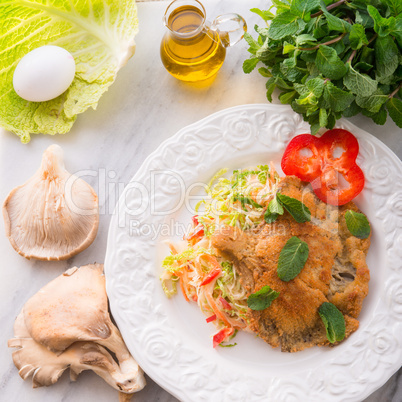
[276,193,311,223]
[318,302,346,343]
[264,192,311,223]
[277,236,309,281]
[247,285,280,310]
[345,210,371,239]
[243,0,402,132]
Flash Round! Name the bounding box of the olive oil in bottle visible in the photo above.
[160,5,226,82]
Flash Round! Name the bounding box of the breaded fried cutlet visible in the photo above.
[211,176,370,352]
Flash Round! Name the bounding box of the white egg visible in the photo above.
[13,45,76,102]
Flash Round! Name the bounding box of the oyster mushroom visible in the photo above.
[3,144,98,260]
[8,263,146,397]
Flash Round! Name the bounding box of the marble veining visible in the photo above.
[0,1,400,401]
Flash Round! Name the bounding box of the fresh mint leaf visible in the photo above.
[355,10,374,29]
[392,16,402,47]
[306,77,325,97]
[255,25,270,38]
[293,83,310,97]
[384,0,402,16]
[256,39,274,62]
[319,107,328,127]
[370,107,388,125]
[319,302,346,343]
[310,118,321,135]
[268,11,306,40]
[258,67,272,77]
[274,74,295,90]
[247,285,280,310]
[360,46,375,65]
[344,65,378,97]
[272,0,291,12]
[277,192,311,223]
[276,193,311,222]
[296,34,317,46]
[321,7,352,33]
[374,35,399,84]
[315,45,347,80]
[279,90,298,104]
[250,8,275,21]
[243,0,401,134]
[362,106,388,125]
[264,210,279,223]
[264,195,284,223]
[313,18,329,38]
[356,89,389,113]
[266,77,277,102]
[349,24,368,50]
[367,5,396,37]
[272,0,291,8]
[290,0,320,22]
[269,196,285,215]
[243,31,260,54]
[243,57,260,74]
[353,61,373,72]
[277,236,309,281]
[280,58,305,82]
[387,98,402,128]
[343,101,362,117]
[283,42,296,54]
[322,82,355,113]
[345,210,371,239]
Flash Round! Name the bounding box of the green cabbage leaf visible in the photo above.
[0,0,139,143]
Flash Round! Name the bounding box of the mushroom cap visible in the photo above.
[3,144,99,260]
[9,264,146,394]
[23,264,111,353]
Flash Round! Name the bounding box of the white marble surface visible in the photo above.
[0,1,400,401]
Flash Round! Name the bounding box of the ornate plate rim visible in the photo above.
[105,104,402,402]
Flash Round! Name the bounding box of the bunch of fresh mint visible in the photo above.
[243,0,402,134]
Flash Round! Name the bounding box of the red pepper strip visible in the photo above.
[205,286,247,329]
[206,314,217,323]
[219,296,232,310]
[200,268,221,286]
[186,215,204,241]
[281,129,365,206]
[186,226,204,241]
[213,327,235,348]
[199,255,222,286]
[205,289,231,327]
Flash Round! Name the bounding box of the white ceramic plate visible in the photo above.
[105,104,402,402]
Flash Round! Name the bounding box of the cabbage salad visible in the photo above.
[161,164,280,347]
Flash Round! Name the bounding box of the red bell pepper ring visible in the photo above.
[213,327,234,348]
[206,314,217,323]
[281,129,365,206]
